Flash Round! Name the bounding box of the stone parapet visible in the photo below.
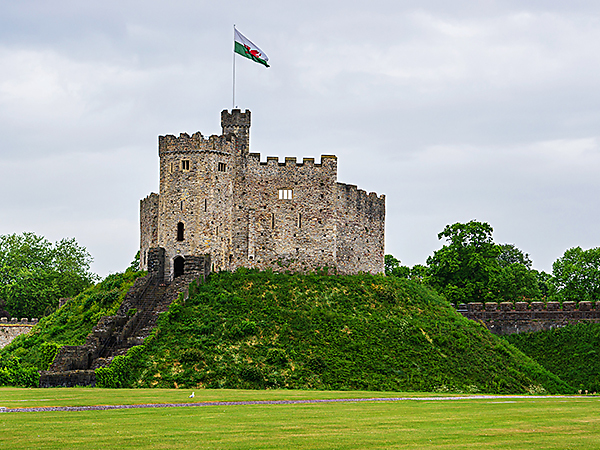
[158,132,235,156]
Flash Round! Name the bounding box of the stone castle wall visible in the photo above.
[335,183,386,275]
[158,141,236,277]
[140,193,159,268]
[0,318,38,349]
[237,153,340,273]
[458,301,600,335]
[140,109,385,280]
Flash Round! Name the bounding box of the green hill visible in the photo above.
[95,269,571,394]
[2,268,574,393]
[506,322,600,393]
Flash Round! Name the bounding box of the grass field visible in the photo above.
[1,388,599,449]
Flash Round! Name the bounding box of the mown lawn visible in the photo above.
[1,388,599,449]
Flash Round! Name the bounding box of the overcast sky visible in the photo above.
[1,0,600,276]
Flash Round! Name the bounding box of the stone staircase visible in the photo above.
[39,250,209,387]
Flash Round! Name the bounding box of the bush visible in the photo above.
[0,356,40,387]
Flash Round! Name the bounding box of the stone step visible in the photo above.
[39,370,96,388]
[40,273,202,387]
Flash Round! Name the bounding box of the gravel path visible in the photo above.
[0,395,582,414]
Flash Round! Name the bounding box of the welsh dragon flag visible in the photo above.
[234,29,269,68]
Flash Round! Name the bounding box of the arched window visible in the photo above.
[177,222,184,241]
[174,256,185,278]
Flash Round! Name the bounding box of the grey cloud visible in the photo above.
[1,0,600,275]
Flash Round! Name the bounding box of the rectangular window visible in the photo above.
[204,199,207,212]
[181,160,190,171]
[271,213,275,229]
[278,189,293,200]
[218,162,226,172]
[297,213,302,228]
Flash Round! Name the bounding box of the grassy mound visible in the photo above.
[506,322,600,393]
[1,269,145,370]
[99,269,572,394]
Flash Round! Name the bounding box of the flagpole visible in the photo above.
[232,24,236,110]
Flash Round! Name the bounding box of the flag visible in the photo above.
[234,29,269,68]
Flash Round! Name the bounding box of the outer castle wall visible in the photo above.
[457,301,600,335]
[0,318,38,349]
[140,109,386,280]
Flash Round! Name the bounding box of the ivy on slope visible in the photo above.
[506,323,600,393]
[100,269,572,394]
[0,269,145,371]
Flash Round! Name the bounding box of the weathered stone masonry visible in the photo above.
[140,110,385,281]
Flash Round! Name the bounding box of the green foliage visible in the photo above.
[96,346,145,388]
[0,268,145,371]
[425,221,541,304]
[129,251,141,272]
[107,270,571,394]
[384,254,401,275]
[0,356,39,387]
[0,232,98,318]
[506,322,600,393]
[39,341,61,370]
[385,255,424,281]
[552,246,600,303]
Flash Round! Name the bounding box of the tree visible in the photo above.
[385,255,426,281]
[0,232,97,318]
[492,244,541,302]
[426,221,501,303]
[426,221,541,303]
[384,254,401,276]
[552,247,600,302]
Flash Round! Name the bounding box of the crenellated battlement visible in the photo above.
[0,318,38,349]
[337,182,386,220]
[0,317,38,324]
[338,182,386,203]
[221,109,251,130]
[457,301,600,335]
[158,132,235,155]
[247,153,337,168]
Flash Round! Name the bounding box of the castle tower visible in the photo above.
[141,109,385,281]
[221,109,251,154]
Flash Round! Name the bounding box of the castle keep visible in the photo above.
[140,110,385,281]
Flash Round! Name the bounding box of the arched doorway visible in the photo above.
[174,256,185,278]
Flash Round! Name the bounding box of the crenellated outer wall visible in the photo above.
[140,109,386,281]
[458,301,600,335]
[0,318,38,349]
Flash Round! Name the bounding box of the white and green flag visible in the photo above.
[234,29,269,68]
